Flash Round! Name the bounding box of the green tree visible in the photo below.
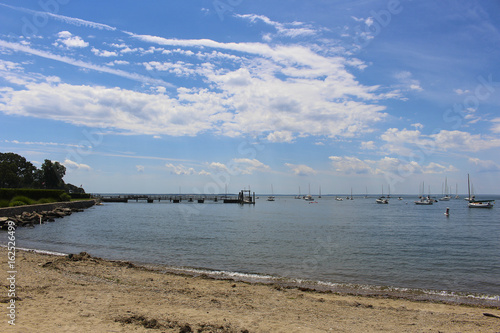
[0,152,37,188]
[40,159,66,189]
[65,183,86,194]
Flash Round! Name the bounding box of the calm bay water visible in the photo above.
[6,195,500,298]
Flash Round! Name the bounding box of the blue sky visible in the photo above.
[0,0,499,195]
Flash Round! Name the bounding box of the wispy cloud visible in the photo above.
[64,159,91,171]
[0,40,171,87]
[235,14,320,39]
[329,156,457,176]
[285,163,317,176]
[380,128,500,155]
[468,158,500,173]
[3,139,86,148]
[0,3,117,31]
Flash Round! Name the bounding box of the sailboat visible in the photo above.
[318,186,322,199]
[267,185,275,201]
[440,177,452,201]
[376,185,388,204]
[304,184,314,201]
[467,174,494,208]
[295,186,302,199]
[415,182,433,205]
[454,183,459,199]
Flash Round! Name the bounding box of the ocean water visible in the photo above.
[4,195,500,300]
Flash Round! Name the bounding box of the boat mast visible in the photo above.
[467,174,471,201]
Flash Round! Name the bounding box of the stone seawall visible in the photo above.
[0,200,96,217]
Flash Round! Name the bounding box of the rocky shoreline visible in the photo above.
[0,200,96,228]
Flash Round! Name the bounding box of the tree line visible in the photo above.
[0,152,85,193]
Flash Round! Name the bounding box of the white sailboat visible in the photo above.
[376,185,388,204]
[440,177,451,201]
[467,174,494,208]
[415,182,433,205]
[267,184,275,201]
[295,186,302,199]
[304,183,314,201]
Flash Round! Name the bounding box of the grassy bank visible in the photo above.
[0,188,91,208]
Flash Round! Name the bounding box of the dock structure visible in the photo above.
[96,190,256,205]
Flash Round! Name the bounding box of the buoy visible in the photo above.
[444,207,450,216]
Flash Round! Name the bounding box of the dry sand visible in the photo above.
[1,247,500,332]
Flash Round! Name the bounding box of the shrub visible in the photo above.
[10,200,27,207]
[0,199,9,208]
[10,195,34,206]
[37,198,57,204]
[59,193,71,202]
[0,189,65,201]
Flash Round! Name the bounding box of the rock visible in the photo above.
[68,252,92,261]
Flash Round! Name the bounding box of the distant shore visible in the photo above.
[2,247,500,332]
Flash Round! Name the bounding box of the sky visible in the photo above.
[0,0,499,195]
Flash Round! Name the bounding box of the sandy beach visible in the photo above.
[1,247,499,332]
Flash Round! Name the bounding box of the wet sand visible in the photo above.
[1,247,500,332]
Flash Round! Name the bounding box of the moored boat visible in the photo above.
[467,174,494,208]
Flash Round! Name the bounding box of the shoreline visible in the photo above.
[2,247,500,332]
[6,245,500,308]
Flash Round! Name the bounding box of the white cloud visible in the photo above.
[91,47,118,57]
[380,128,500,155]
[360,141,375,150]
[329,156,372,174]
[329,155,456,177]
[1,27,405,140]
[4,139,85,148]
[0,82,223,136]
[468,158,500,172]
[207,162,229,174]
[55,31,89,48]
[491,118,500,133]
[267,131,294,143]
[165,163,197,175]
[0,3,117,31]
[64,159,91,171]
[206,158,270,176]
[429,130,500,152]
[394,71,423,92]
[144,61,196,77]
[285,163,317,176]
[235,14,319,39]
[230,158,270,175]
[0,40,169,87]
[454,88,470,95]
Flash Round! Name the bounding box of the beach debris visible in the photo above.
[67,252,92,261]
[483,313,500,319]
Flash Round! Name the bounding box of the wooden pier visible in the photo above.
[96,190,255,205]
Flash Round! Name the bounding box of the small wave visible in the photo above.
[153,265,500,307]
[0,245,68,256]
